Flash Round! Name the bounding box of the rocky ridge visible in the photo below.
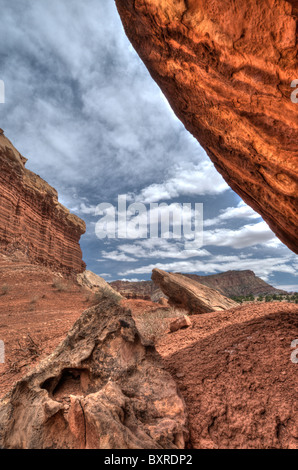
[0,130,86,275]
[182,270,287,297]
[112,270,286,301]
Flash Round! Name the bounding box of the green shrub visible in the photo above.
[91,286,122,306]
[1,284,9,296]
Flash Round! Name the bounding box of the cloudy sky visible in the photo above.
[1,0,297,291]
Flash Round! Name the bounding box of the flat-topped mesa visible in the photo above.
[152,268,238,314]
[182,270,287,297]
[0,130,86,275]
[115,0,298,254]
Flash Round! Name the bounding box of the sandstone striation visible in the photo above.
[0,296,188,449]
[0,130,86,274]
[115,0,298,253]
[152,268,237,313]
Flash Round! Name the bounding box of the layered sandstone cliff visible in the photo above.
[0,130,86,274]
[115,0,298,253]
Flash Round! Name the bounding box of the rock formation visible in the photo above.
[115,0,298,253]
[77,270,121,296]
[113,270,286,300]
[0,130,86,274]
[152,268,237,313]
[182,270,287,297]
[110,280,165,301]
[0,295,188,449]
[169,316,192,333]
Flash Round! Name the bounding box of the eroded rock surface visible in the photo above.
[152,268,237,313]
[110,279,165,301]
[115,0,298,253]
[0,296,188,449]
[77,270,121,297]
[0,130,86,274]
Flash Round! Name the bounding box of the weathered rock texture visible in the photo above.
[0,130,86,274]
[152,268,237,313]
[182,270,287,297]
[115,0,298,253]
[169,315,192,333]
[110,279,165,301]
[0,296,188,449]
[77,270,121,296]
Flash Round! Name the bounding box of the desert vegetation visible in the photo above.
[52,278,71,292]
[89,286,122,306]
[1,284,9,295]
[230,293,298,304]
[135,306,189,342]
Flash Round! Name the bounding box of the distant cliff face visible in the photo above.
[112,270,286,300]
[181,271,286,297]
[0,130,86,275]
[115,0,298,253]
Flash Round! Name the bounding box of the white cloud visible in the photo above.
[203,221,277,249]
[101,238,210,262]
[204,200,261,227]
[99,251,137,262]
[119,254,296,283]
[274,285,298,292]
[134,161,229,203]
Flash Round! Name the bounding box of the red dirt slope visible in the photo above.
[156,302,298,449]
[0,253,92,398]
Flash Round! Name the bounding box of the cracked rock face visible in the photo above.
[115,0,298,253]
[0,297,188,449]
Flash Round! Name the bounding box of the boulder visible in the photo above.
[0,296,188,449]
[77,270,121,297]
[170,316,192,333]
[159,297,169,306]
[152,269,238,314]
